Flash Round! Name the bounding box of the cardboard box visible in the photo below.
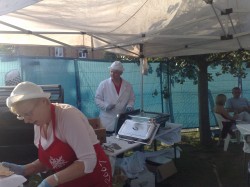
[88,118,106,144]
[146,160,177,183]
[88,118,102,129]
[112,167,128,187]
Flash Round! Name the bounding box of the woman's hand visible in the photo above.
[1,162,24,175]
[105,104,115,111]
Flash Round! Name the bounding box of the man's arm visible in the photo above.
[95,83,106,111]
[243,98,250,113]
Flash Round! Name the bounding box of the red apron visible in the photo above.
[38,104,112,187]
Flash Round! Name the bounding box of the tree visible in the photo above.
[164,49,250,145]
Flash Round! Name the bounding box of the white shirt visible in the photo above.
[34,103,99,173]
[226,97,250,111]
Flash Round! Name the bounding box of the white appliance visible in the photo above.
[117,119,159,144]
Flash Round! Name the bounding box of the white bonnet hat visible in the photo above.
[6,81,51,108]
[109,61,124,72]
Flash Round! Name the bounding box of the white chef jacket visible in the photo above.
[95,78,135,131]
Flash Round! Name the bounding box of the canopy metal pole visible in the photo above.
[140,58,144,112]
[140,44,144,112]
[160,62,164,113]
[74,59,82,110]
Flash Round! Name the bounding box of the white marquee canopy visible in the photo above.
[0,0,250,57]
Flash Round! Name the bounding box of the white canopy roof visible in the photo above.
[0,0,250,57]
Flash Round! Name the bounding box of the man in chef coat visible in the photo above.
[95,61,135,134]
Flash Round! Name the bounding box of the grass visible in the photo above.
[160,131,248,187]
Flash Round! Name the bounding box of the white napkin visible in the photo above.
[0,174,26,187]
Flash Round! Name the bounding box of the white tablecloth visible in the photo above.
[154,122,182,145]
[104,122,182,175]
[0,174,26,187]
[236,123,250,153]
[103,136,141,157]
[236,123,250,135]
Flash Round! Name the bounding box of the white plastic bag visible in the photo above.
[119,151,145,178]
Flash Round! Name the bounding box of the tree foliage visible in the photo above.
[105,49,250,87]
[0,45,15,55]
[163,49,250,145]
[164,49,250,84]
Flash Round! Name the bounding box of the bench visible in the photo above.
[0,84,64,163]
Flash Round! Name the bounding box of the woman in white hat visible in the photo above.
[3,81,112,187]
[95,61,135,133]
